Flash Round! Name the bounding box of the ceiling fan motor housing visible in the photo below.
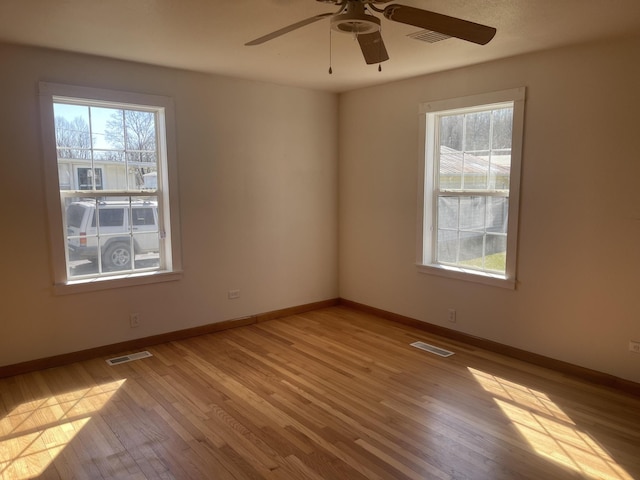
[331,2,381,35]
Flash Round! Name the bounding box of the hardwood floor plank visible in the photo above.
[1,306,639,479]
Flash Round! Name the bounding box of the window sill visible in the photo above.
[417,263,516,289]
[54,270,183,295]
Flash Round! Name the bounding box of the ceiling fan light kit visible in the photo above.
[246,0,496,69]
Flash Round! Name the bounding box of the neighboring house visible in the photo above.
[438,145,510,190]
[57,157,157,191]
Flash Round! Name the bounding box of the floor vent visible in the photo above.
[410,341,454,357]
[106,351,153,366]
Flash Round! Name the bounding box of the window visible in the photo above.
[77,167,103,190]
[40,83,182,293]
[417,88,525,288]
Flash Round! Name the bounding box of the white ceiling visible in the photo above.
[1,0,639,92]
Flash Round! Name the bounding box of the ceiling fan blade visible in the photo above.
[357,31,390,64]
[245,13,334,46]
[383,5,496,45]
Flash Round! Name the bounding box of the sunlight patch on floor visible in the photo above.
[0,379,125,479]
[468,368,632,480]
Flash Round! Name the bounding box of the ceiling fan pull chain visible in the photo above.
[378,25,382,72]
[328,28,333,74]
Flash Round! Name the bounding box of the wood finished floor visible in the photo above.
[1,306,639,479]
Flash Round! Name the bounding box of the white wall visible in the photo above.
[0,44,339,366]
[339,36,640,383]
[2,36,639,384]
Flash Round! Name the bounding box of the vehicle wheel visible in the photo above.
[103,242,132,270]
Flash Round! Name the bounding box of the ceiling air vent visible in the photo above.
[410,341,454,357]
[106,351,153,366]
[408,30,451,43]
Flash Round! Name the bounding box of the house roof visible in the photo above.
[439,146,510,176]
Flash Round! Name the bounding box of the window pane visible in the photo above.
[58,164,73,190]
[124,110,156,152]
[67,248,99,278]
[458,231,484,266]
[486,234,507,266]
[53,104,91,160]
[133,232,160,270]
[464,111,491,151]
[492,108,513,149]
[66,204,85,228]
[132,207,155,226]
[131,198,158,239]
[439,149,463,189]
[487,197,509,234]
[439,114,463,150]
[101,236,132,271]
[97,204,125,227]
[462,152,489,190]
[489,157,511,190]
[141,169,157,191]
[437,196,459,229]
[65,198,99,278]
[92,107,125,153]
[459,196,486,231]
[127,154,158,190]
[131,197,159,270]
[437,230,458,264]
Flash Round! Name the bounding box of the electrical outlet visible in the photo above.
[130,313,140,328]
[629,341,640,353]
[448,309,457,323]
[228,289,240,300]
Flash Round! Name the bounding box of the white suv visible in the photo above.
[66,200,159,270]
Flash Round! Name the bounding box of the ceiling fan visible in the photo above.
[245,0,497,66]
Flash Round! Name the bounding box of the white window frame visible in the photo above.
[39,82,182,294]
[417,88,525,289]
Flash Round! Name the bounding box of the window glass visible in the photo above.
[52,98,163,279]
[132,208,155,226]
[96,208,124,228]
[66,204,85,228]
[418,88,525,288]
[41,82,180,290]
[434,106,512,275]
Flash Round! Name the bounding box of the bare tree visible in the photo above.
[105,110,156,163]
[103,109,158,188]
[439,108,513,152]
[55,116,91,159]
